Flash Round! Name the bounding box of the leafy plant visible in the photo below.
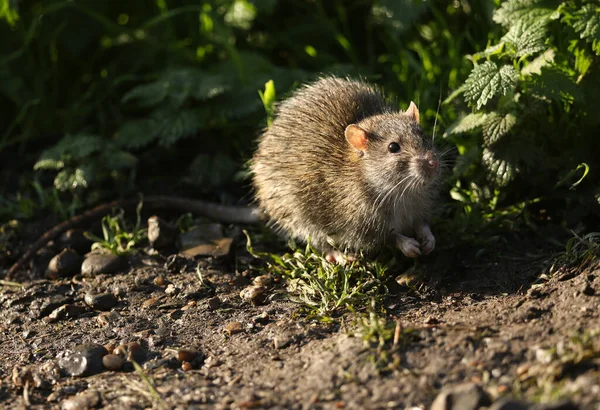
[245,231,389,319]
[445,0,600,218]
[550,231,600,275]
[86,201,146,255]
[357,300,420,372]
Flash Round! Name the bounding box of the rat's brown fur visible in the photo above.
[252,77,440,253]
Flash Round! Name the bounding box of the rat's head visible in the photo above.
[345,102,440,198]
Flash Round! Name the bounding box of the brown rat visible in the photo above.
[252,76,440,260]
[6,76,439,278]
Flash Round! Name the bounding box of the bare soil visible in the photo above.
[1,224,599,410]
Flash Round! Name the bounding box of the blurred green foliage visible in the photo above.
[0,0,598,231]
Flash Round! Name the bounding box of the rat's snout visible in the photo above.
[424,151,439,170]
[415,150,439,181]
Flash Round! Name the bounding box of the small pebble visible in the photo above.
[81,253,125,276]
[488,399,528,410]
[177,349,199,363]
[424,316,439,325]
[97,311,122,327]
[84,292,117,311]
[58,343,108,377]
[104,341,117,354]
[45,304,86,323]
[430,383,491,410]
[142,297,160,308]
[240,285,267,305]
[154,275,166,287]
[62,389,101,410]
[165,284,179,296]
[47,249,83,279]
[225,322,243,335]
[115,341,146,363]
[207,296,221,310]
[253,312,270,325]
[253,275,272,287]
[102,354,124,371]
[496,384,509,394]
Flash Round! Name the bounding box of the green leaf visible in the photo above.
[569,4,600,55]
[482,112,518,145]
[0,0,19,26]
[501,17,549,57]
[122,81,169,108]
[153,108,206,146]
[528,66,583,105]
[164,69,231,102]
[493,0,558,28]
[37,134,106,163]
[482,147,516,187]
[464,62,518,109]
[258,80,276,127]
[444,113,488,137]
[116,119,159,149]
[521,49,555,76]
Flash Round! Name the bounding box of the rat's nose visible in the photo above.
[424,151,439,170]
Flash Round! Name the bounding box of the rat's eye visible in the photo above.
[388,142,401,154]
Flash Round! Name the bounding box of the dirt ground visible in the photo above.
[1,221,599,410]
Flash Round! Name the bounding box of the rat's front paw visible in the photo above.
[419,232,435,255]
[324,249,357,265]
[396,235,421,258]
[415,223,435,255]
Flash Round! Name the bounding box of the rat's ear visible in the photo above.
[406,101,420,124]
[345,124,368,151]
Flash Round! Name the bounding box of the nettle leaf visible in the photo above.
[37,134,106,163]
[501,17,549,57]
[482,147,516,187]
[153,108,207,146]
[444,113,488,137]
[122,70,231,110]
[122,81,169,108]
[482,112,518,145]
[164,69,231,103]
[464,62,518,109]
[116,119,160,150]
[493,0,558,28]
[521,49,556,76]
[528,66,583,105]
[570,4,600,55]
[213,88,264,121]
